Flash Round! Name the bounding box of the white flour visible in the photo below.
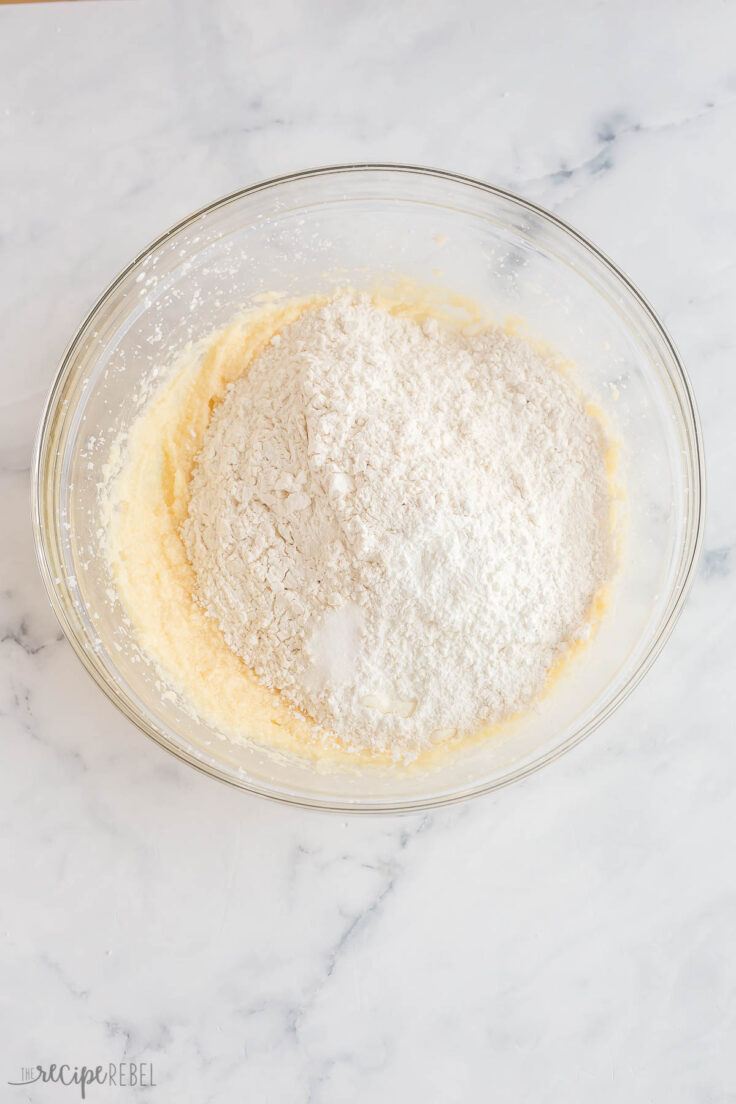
[182,295,612,758]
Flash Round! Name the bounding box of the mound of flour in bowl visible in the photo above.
[182,294,613,759]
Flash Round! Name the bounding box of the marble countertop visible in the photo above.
[2,1,734,1100]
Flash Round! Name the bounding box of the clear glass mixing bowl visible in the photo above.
[32,165,705,812]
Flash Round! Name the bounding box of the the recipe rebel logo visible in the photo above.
[8,1062,156,1098]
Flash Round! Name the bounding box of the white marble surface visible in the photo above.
[2,1,734,1100]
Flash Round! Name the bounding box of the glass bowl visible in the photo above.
[32,165,705,812]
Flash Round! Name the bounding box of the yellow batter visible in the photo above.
[105,288,617,769]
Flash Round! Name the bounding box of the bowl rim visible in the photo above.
[31,162,706,813]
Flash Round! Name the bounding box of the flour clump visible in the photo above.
[182,295,613,759]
